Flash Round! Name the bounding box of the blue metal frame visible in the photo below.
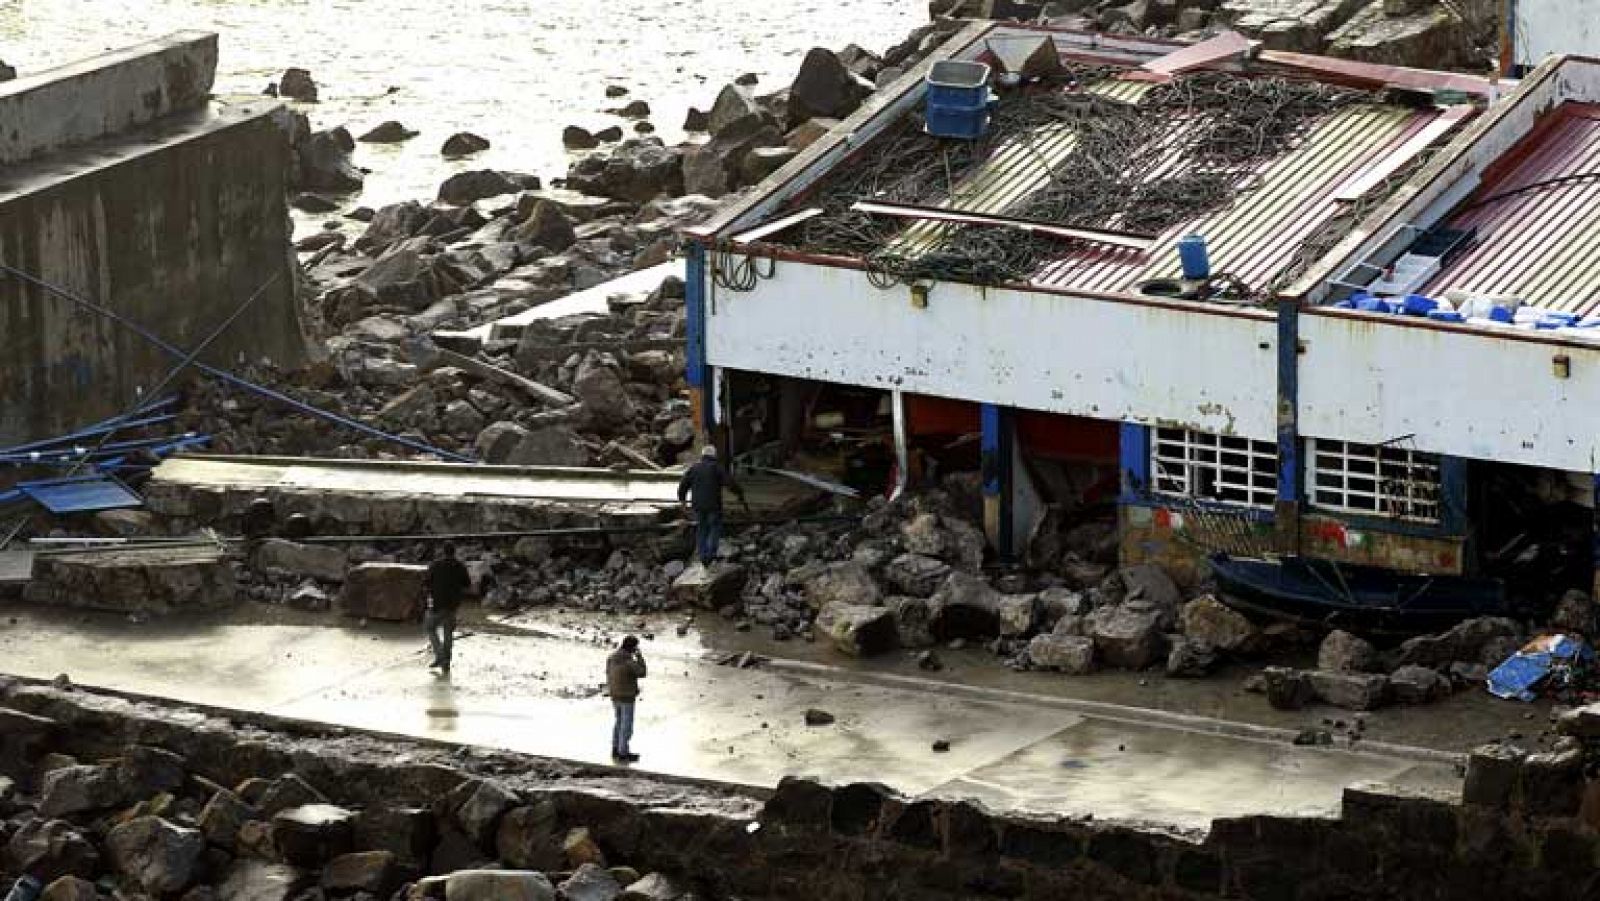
[1276,300,1300,505]
[1119,422,1150,503]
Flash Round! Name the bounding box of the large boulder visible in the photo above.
[514,200,578,252]
[38,764,124,817]
[440,869,556,901]
[354,805,435,868]
[681,125,783,197]
[1318,630,1380,673]
[475,422,589,467]
[338,563,427,621]
[1086,605,1166,669]
[358,120,417,143]
[38,876,97,901]
[787,47,870,126]
[1166,636,1220,677]
[707,84,771,139]
[297,127,363,192]
[352,245,439,309]
[106,816,204,895]
[279,67,318,102]
[117,745,186,799]
[253,539,347,582]
[199,788,258,851]
[357,200,427,253]
[928,571,1003,638]
[440,169,519,205]
[1178,595,1258,653]
[669,562,748,609]
[1027,634,1095,674]
[496,801,561,871]
[1398,617,1522,668]
[1117,564,1182,630]
[271,804,356,867]
[803,561,881,610]
[7,819,100,883]
[995,593,1038,637]
[573,357,637,429]
[1307,670,1390,710]
[565,139,684,203]
[1262,666,1314,710]
[815,602,898,657]
[453,779,517,846]
[442,132,492,157]
[883,553,950,598]
[901,513,946,557]
[1389,665,1451,704]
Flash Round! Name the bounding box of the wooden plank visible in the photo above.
[428,346,575,407]
[853,200,1157,251]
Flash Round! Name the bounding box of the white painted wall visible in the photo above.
[706,257,1280,440]
[1516,0,1600,69]
[1300,311,1600,471]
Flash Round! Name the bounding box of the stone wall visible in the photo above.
[2,678,1596,900]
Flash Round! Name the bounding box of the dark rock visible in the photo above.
[595,125,625,143]
[682,107,710,132]
[1398,617,1521,668]
[7,819,100,883]
[443,132,492,157]
[804,708,836,726]
[39,764,124,817]
[359,120,418,143]
[107,816,204,895]
[815,603,897,657]
[118,745,187,799]
[338,563,427,622]
[608,100,652,119]
[787,48,870,127]
[573,356,638,428]
[253,539,347,583]
[1522,747,1584,817]
[297,128,364,192]
[453,779,517,847]
[1118,564,1182,630]
[740,145,799,184]
[883,553,949,598]
[886,596,935,648]
[560,863,623,901]
[1318,630,1380,673]
[439,169,519,205]
[1389,664,1450,704]
[290,192,340,213]
[929,571,1003,639]
[354,805,434,867]
[1550,589,1596,637]
[707,85,770,140]
[199,788,257,850]
[564,126,601,150]
[514,200,578,252]
[1462,743,1524,809]
[321,850,400,896]
[495,801,561,871]
[563,827,606,868]
[271,803,356,867]
[279,67,318,102]
[565,139,684,203]
[669,563,748,609]
[474,422,588,467]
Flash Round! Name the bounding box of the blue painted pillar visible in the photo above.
[980,403,1014,561]
[1119,422,1150,503]
[1440,457,1469,535]
[684,242,712,437]
[1275,298,1301,552]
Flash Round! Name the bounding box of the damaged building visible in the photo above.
[684,21,1600,630]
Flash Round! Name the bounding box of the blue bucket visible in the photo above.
[1177,235,1210,280]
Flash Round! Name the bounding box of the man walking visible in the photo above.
[677,445,747,567]
[425,542,471,675]
[606,635,647,762]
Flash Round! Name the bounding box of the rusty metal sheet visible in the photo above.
[1425,104,1600,316]
[1121,30,1254,83]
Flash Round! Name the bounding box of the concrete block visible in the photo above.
[0,32,217,164]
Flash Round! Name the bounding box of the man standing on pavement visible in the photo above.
[607,635,647,762]
[677,445,747,567]
[425,542,471,675]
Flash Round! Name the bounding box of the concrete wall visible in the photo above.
[0,106,305,443]
[705,256,1280,441]
[0,31,217,165]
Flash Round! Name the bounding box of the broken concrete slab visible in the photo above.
[23,544,237,615]
[338,563,427,622]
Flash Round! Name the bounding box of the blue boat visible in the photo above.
[1207,552,1509,638]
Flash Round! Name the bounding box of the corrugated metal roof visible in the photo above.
[1034,103,1441,294]
[1425,104,1600,315]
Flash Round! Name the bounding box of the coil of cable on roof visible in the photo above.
[784,65,1376,291]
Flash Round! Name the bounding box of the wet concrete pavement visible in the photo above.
[0,606,1463,833]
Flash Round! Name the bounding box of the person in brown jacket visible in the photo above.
[606,635,647,762]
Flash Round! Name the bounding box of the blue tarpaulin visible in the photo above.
[1487,633,1594,701]
[15,474,142,514]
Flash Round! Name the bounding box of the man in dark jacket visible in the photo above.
[677,445,747,567]
[425,542,471,675]
[606,635,647,762]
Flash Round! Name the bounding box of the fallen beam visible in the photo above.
[852,200,1156,251]
[425,345,576,407]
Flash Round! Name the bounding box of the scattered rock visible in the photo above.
[1389,664,1451,704]
[564,126,601,150]
[561,863,624,901]
[1166,636,1219,677]
[787,47,870,127]
[358,120,418,143]
[804,561,881,610]
[804,708,836,726]
[669,562,748,609]
[1307,670,1390,711]
[106,816,204,895]
[1318,629,1381,673]
[1027,633,1096,674]
[441,869,557,901]
[279,67,318,102]
[1178,595,1259,654]
[439,169,520,205]
[1262,666,1314,710]
[338,563,427,621]
[815,602,898,656]
[1086,604,1167,669]
[271,803,356,867]
[442,132,492,157]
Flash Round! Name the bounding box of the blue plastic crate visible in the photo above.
[926,60,990,108]
[925,102,990,140]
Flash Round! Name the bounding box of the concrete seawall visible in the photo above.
[0,33,305,444]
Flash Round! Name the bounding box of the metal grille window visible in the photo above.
[1151,428,1278,510]
[1309,439,1441,523]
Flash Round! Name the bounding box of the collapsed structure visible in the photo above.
[685,21,1600,630]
